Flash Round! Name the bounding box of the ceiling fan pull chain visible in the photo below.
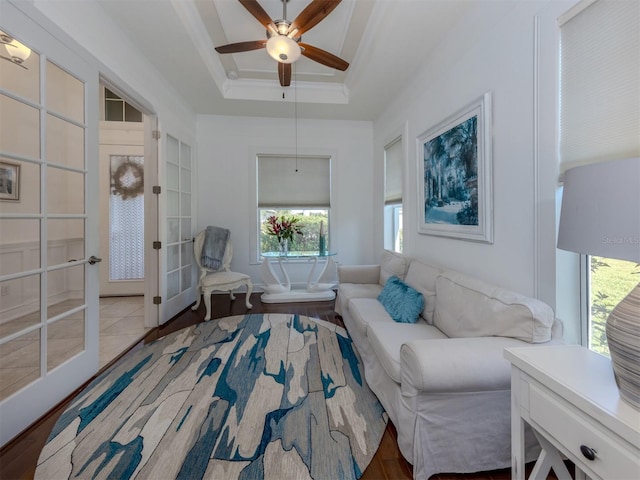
[295,61,298,173]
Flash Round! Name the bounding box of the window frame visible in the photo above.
[250,148,336,264]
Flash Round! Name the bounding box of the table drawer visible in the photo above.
[529,382,639,480]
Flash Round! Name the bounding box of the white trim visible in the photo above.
[533,15,541,299]
[557,0,598,27]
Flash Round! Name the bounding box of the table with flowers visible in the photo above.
[261,214,336,303]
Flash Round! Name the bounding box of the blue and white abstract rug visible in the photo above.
[36,314,387,480]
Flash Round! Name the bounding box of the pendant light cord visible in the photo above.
[294,62,298,172]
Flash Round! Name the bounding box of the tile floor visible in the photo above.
[0,296,149,401]
[98,296,149,368]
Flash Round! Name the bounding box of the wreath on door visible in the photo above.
[111,157,144,200]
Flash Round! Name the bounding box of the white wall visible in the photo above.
[195,115,374,287]
[373,0,578,341]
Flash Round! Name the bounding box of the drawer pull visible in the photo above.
[580,445,597,461]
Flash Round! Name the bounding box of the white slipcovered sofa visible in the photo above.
[336,250,563,480]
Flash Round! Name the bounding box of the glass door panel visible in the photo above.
[47,311,84,371]
[46,167,84,214]
[0,94,40,158]
[0,274,41,338]
[47,218,85,264]
[46,114,84,169]
[46,263,85,318]
[0,219,40,272]
[0,329,40,400]
[46,61,84,123]
[0,32,39,101]
[168,218,179,243]
[0,159,41,212]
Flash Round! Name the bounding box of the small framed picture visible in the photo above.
[0,161,20,201]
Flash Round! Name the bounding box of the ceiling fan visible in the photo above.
[215,0,349,87]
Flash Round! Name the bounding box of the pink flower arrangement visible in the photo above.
[264,214,304,243]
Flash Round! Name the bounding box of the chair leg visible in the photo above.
[245,280,253,309]
[192,285,202,311]
[203,290,212,321]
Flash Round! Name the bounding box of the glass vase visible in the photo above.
[279,238,289,256]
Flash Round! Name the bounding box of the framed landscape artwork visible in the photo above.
[417,91,493,243]
[0,161,20,201]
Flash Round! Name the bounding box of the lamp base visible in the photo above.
[606,281,640,410]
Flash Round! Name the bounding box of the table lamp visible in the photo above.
[558,157,640,409]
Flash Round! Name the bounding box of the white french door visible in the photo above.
[158,128,196,324]
[0,3,99,446]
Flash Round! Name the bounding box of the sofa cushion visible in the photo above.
[434,271,555,343]
[367,322,446,384]
[378,276,425,324]
[347,297,395,341]
[380,249,410,285]
[336,282,382,316]
[404,260,442,324]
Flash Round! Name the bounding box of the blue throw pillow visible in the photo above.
[377,276,425,324]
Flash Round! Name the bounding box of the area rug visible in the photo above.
[35,313,387,480]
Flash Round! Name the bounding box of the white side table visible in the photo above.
[505,345,640,480]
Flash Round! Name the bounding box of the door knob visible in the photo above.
[88,256,103,265]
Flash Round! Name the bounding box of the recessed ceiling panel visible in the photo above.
[213,0,353,78]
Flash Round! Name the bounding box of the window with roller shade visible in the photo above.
[384,137,403,252]
[257,154,330,255]
[559,0,640,354]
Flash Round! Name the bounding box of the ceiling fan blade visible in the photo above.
[238,0,276,30]
[289,0,341,36]
[215,40,267,54]
[278,62,291,87]
[299,43,348,71]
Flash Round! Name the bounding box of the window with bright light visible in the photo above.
[588,257,639,357]
[257,155,331,256]
[259,209,329,254]
[384,137,403,252]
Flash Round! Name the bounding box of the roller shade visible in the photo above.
[258,155,330,207]
[384,137,403,205]
[559,0,640,176]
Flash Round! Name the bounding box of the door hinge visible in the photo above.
[153,296,162,305]
[153,241,162,249]
[152,130,161,140]
[152,185,161,194]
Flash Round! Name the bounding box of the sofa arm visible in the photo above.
[337,264,381,285]
[400,336,530,395]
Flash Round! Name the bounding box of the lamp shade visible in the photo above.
[558,157,640,263]
[266,35,301,64]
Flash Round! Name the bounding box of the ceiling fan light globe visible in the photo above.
[266,35,301,64]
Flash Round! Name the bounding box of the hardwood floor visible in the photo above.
[0,293,560,480]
